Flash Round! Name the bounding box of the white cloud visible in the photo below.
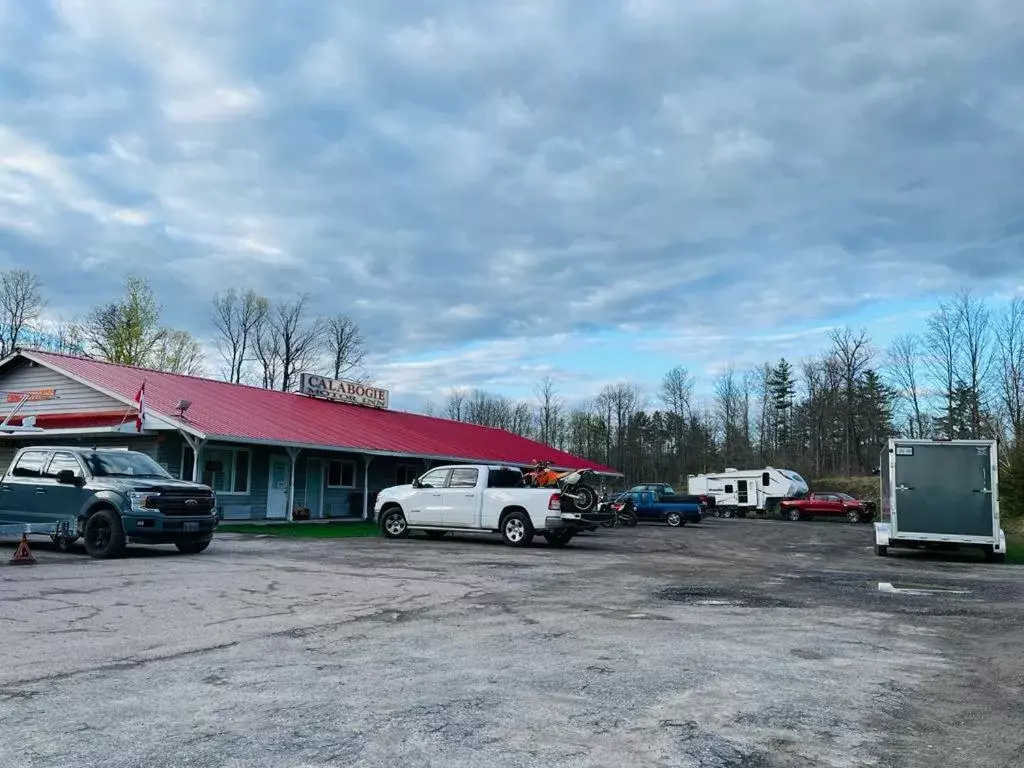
[0,0,1022,405]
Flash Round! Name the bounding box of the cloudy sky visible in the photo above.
[1,0,1022,411]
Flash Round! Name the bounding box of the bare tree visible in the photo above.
[951,289,994,438]
[534,375,562,445]
[212,289,269,383]
[324,314,366,381]
[924,300,962,438]
[79,274,165,366]
[265,295,324,391]
[995,297,1024,447]
[660,365,694,478]
[0,269,46,356]
[886,333,925,438]
[152,330,205,375]
[444,387,468,420]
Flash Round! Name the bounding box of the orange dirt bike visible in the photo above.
[523,460,600,513]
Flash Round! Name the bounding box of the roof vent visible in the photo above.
[724,467,738,472]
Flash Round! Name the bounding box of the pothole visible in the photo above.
[655,586,791,608]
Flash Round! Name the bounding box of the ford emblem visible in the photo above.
[185,499,198,507]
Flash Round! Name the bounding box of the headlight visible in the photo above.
[128,491,157,511]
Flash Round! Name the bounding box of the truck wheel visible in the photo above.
[720,508,732,518]
[846,510,860,523]
[665,512,684,527]
[83,508,127,559]
[380,508,409,538]
[543,530,574,547]
[787,508,801,522]
[501,511,534,547]
[175,540,211,554]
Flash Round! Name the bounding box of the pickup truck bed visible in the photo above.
[374,464,612,547]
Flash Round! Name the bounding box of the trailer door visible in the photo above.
[893,442,994,537]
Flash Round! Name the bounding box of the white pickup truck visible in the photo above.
[374,464,612,547]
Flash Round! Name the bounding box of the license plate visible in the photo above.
[183,522,198,532]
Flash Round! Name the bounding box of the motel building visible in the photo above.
[0,349,618,521]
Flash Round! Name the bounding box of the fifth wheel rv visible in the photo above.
[687,467,809,517]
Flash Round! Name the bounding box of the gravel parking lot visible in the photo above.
[1,519,1022,767]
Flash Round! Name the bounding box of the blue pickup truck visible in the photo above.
[613,490,704,527]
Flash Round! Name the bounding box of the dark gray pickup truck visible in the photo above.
[0,446,218,558]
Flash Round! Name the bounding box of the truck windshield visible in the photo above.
[84,451,172,479]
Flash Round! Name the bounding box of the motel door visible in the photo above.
[267,455,289,519]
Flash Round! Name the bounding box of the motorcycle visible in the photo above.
[601,496,638,528]
[524,459,600,513]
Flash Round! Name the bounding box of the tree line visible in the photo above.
[3,270,1023,514]
[0,271,367,388]
[427,291,1024,499]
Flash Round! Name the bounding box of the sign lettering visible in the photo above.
[299,373,389,409]
[6,388,56,403]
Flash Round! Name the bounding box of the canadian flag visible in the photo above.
[133,382,145,432]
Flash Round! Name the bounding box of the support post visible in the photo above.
[179,431,206,483]
[286,447,301,522]
[362,454,374,520]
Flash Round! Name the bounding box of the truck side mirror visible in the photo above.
[411,478,421,488]
[56,469,79,485]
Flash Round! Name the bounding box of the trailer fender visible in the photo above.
[995,529,1006,554]
[873,522,891,547]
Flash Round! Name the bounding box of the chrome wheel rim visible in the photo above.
[667,513,681,526]
[385,514,406,535]
[505,519,525,542]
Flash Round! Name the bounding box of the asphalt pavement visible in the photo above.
[1,518,1021,767]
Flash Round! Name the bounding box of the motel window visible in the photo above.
[203,447,251,494]
[327,459,356,488]
[11,450,47,478]
[396,464,419,486]
[762,472,770,487]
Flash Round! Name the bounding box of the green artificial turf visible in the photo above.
[216,521,378,538]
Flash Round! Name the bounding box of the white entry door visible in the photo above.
[267,455,290,519]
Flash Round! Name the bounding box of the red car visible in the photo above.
[778,492,874,523]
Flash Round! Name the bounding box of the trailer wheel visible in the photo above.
[720,508,732,518]
[984,548,1005,563]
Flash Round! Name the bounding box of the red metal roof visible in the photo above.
[16,350,619,474]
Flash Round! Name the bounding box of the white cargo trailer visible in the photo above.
[874,438,1006,562]
[687,467,809,517]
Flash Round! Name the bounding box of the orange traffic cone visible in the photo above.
[9,534,36,565]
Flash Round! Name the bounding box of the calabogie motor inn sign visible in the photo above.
[299,373,390,409]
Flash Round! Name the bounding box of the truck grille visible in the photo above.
[154,490,215,516]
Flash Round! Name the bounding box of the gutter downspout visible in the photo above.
[362,454,374,520]
[286,447,301,522]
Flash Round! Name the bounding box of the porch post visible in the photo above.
[362,454,374,520]
[179,431,206,483]
[286,447,301,521]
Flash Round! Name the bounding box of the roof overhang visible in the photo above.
[196,434,621,475]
